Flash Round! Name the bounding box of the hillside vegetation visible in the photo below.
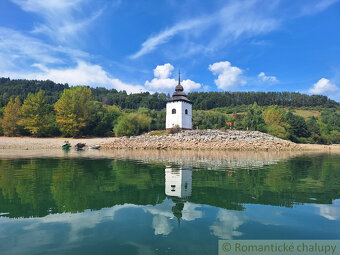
[0,78,339,144]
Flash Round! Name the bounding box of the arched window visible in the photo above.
[172,108,176,114]
[185,109,188,114]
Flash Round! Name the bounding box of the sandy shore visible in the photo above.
[0,134,339,152]
[0,137,116,150]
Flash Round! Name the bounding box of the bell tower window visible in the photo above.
[185,109,188,114]
[172,109,176,114]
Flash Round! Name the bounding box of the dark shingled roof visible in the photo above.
[168,72,192,104]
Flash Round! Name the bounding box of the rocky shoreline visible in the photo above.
[103,129,301,151]
[0,130,339,151]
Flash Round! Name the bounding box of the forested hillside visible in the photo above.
[0,78,338,109]
[0,78,339,144]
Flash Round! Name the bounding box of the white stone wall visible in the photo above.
[166,101,192,129]
[166,101,182,129]
[182,101,192,129]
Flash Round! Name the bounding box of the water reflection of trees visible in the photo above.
[0,154,339,218]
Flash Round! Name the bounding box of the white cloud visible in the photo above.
[152,215,173,236]
[11,0,82,10]
[210,209,246,239]
[208,1,278,49]
[209,61,246,90]
[154,63,174,79]
[314,199,340,221]
[150,203,203,235]
[182,79,202,92]
[145,63,201,92]
[299,0,340,15]
[143,200,203,236]
[130,0,279,59]
[145,78,177,92]
[130,18,209,59]
[0,204,138,252]
[258,72,278,83]
[1,61,145,94]
[314,202,340,221]
[0,27,144,93]
[130,0,339,59]
[181,203,203,221]
[11,0,103,44]
[0,27,87,67]
[309,78,339,95]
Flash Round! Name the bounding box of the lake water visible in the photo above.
[0,151,339,255]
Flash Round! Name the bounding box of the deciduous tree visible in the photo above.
[2,97,21,136]
[54,87,93,137]
[20,90,49,136]
[263,105,283,126]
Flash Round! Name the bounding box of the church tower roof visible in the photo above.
[168,71,192,104]
[175,71,184,92]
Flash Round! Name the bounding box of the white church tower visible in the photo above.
[166,72,192,130]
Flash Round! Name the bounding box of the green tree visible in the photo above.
[1,97,21,136]
[307,116,321,135]
[321,109,340,129]
[242,102,266,131]
[137,107,166,131]
[20,90,50,136]
[0,107,5,135]
[267,125,288,140]
[284,112,311,140]
[54,87,93,137]
[193,110,226,129]
[329,130,340,144]
[263,105,283,126]
[114,113,151,137]
[85,103,122,136]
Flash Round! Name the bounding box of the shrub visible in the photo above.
[329,130,340,144]
[169,125,181,134]
[114,113,151,137]
[267,125,288,139]
[193,110,226,129]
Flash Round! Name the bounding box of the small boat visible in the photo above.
[62,141,71,150]
[89,145,101,150]
[75,143,86,150]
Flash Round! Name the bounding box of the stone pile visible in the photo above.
[103,129,301,151]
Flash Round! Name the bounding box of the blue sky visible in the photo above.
[0,0,339,101]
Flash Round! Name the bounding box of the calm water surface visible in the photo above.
[0,152,339,255]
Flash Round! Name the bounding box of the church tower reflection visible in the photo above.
[165,166,193,226]
[165,166,192,198]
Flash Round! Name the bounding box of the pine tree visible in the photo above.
[242,102,266,131]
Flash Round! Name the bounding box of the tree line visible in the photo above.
[0,78,339,144]
[1,78,338,110]
[0,87,162,137]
